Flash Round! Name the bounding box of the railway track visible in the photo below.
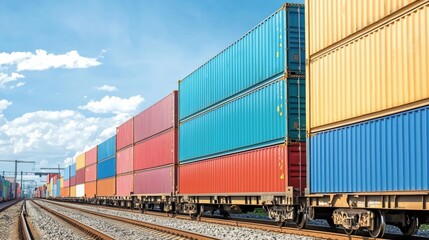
[0,199,21,213]
[18,200,33,240]
[54,200,428,240]
[39,200,219,240]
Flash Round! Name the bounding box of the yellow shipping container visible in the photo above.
[70,186,76,197]
[76,152,86,170]
[307,2,429,133]
[306,0,420,56]
[60,177,64,189]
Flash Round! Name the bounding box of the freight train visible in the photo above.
[36,1,429,238]
[0,176,16,202]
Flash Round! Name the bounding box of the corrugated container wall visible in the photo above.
[64,180,69,188]
[70,186,76,197]
[70,163,76,177]
[85,181,96,198]
[306,1,429,132]
[179,5,304,120]
[134,166,174,195]
[305,0,419,55]
[97,157,116,179]
[76,168,85,185]
[60,188,69,197]
[117,146,133,174]
[180,78,305,162]
[179,143,306,194]
[97,177,115,197]
[64,166,70,180]
[98,136,116,161]
[76,153,85,170]
[76,184,85,197]
[134,129,177,170]
[134,91,177,142]
[116,173,133,197]
[310,106,429,193]
[56,179,61,197]
[85,164,97,182]
[70,177,76,186]
[117,118,133,150]
[85,146,97,166]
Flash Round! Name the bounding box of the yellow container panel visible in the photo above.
[60,177,64,189]
[76,152,86,170]
[306,0,419,56]
[307,3,429,132]
[70,186,76,197]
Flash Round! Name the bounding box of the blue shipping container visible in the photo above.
[179,77,305,163]
[64,166,70,180]
[179,4,305,121]
[70,163,76,177]
[56,179,60,197]
[309,106,429,193]
[97,156,116,179]
[98,135,116,161]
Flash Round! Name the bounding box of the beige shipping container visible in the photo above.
[60,177,64,189]
[306,0,420,56]
[307,2,429,133]
[76,152,86,170]
[70,186,76,197]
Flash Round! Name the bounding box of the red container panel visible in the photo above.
[85,146,97,166]
[70,176,76,186]
[134,91,177,142]
[117,118,133,150]
[116,173,133,197]
[134,129,177,171]
[117,146,133,174]
[63,180,69,188]
[75,168,85,185]
[85,163,97,182]
[134,165,174,195]
[179,143,306,194]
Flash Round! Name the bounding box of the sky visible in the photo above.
[0,0,303,190]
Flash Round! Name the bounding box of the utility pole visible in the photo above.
[0,160,36,198]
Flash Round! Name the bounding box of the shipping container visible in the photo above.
[85,163,97,182]
[117,118,133,150]
[134,129,177,171]
[85,146,97,166]
[56,179,61,197]
[64,179,69,188]
[60,177,64,189]
[76,168,85,185]
[134,165,174,195]
[76,153,85,170]
[85,181,96,198]
[309,106,429,193]
[97,156,116,179]
[64,166,70,180]
[116,173,133,197]
[76,184,85,197]
[116,146,133,174]
[305,0,419,55]
[70,163,76,177]
[60,187,69,198]
[180,78,305,163]
[97,177,116,197]
[70,176,76,186]
[179,4,304,120]
[98,135,116,161]
[70,186,76,197]
[179,143,305,194]
[306,1,429,133]
[134,91,178,143]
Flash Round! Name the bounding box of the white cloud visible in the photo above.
[9,82,25,89]
[78,95,144,114]
[0,99,12,113]
[0,72,25,87]
[96,84,117,92]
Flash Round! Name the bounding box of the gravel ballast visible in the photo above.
[0,201,21,240]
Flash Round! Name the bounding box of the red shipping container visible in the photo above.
[70,176,76,186]
[117,118,133,150]
[134,129,177,171]
[64,179,70,188]
[134,91,177,143]
[134,165,174,195]
[117,146,133,174]
[179,143,306,194]
[75,168,85,185]
[85,146,97,166]
[85,163,97,182]
[97,177,116,197]
[116,173,133,197]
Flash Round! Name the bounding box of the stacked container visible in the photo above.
[116,119,134,197]
[76,153,85,197]
[70,163,77,197]
[305,0,429,193]
[97,136,116,197]
[178,4,306,196]
[62,166,70,197]
[85,146,97,198]
[133,91,178,196]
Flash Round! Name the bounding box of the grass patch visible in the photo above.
[252,208,268,217]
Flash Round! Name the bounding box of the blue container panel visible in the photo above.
[97,157,116,179]
[64,166,70,180]
[70,164,76,177]
[97,135,116,161]
[179,78,305,163]
[179,5,305,120]
[310,106,429,193]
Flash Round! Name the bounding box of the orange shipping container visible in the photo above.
[85,181,97,198]
[60,187,69,197]
[70,186,76,197]
[97,177,116,197]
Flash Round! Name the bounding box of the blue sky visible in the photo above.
[0,0,302,189]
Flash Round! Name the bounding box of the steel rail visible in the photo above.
[19,200,33,240]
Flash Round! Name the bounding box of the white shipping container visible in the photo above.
[76,184,85,197]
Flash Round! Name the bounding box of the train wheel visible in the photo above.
[400,214,420,236]
[295,205,308,229]
[343,228,357,235]
[368,210,386,238]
